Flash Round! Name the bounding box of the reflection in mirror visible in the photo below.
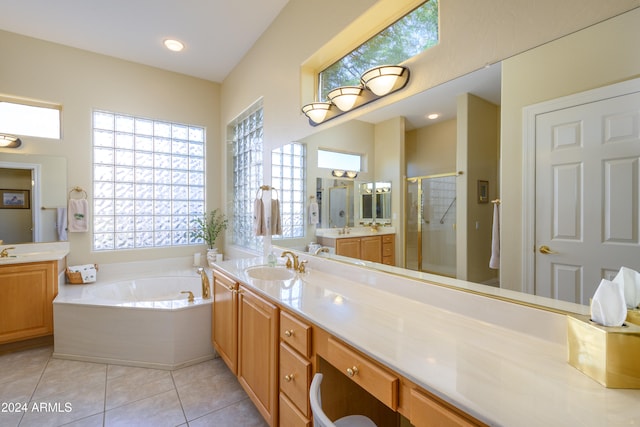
[358,181,391,225]
[0,153,67,244]
[272,9,639,314]
[316,178,354,229]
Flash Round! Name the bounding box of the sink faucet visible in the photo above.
[280,251,299,270]
[197,267,211,299]
[0,247,15,258]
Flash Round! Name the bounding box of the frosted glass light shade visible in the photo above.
[327,86,363,111]
[0,134,22,148]
[361,65,408,96]
[302,102,332,124]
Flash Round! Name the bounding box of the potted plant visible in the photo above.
[191,209,228,266]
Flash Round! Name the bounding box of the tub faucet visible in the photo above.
[197,267,211,299]
[0,247,15,258]
[314,246,330,255]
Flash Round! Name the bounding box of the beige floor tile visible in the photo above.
[0,346,51,385]
[106,366,174,410]
[170,357,229,388]
[0,411,23,427]
[32,359,106,401]
[104,389,186,427]
[59,412,105,427]
[187,398,268,427]
[176,368,248,421]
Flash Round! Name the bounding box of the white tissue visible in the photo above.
[590,279,626,327]
[612,266,640,309]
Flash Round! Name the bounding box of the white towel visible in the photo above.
[489,202,500,269]
[309,201,319,225]
[271,198,282,236]
[56,207,68,241]
[254,198,266,236]
[68,264,97,283]
[68,199,89,232]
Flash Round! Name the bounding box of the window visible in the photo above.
[317,149,362,171]
[92,110,205,251]
[230,102,264,252]
[318,0,439,100]
[272,142,306,239]
[0,96,61,139]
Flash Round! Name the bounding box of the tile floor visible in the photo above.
[0,346,268,427]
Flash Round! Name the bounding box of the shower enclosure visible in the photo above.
[405,173,457,277]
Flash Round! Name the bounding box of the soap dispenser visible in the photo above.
[267,251,277,267]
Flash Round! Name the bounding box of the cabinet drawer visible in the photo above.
[280,311,312,357]
[326,337,398,410]
[382,234,394,243]
[280,342,312,416]
[410,388,479,427]
[382,244,393,257]
[279,393,311,427]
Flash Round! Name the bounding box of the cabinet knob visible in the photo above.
[284,329,294,337]
[346,366,359,377]
[284,374,294,382]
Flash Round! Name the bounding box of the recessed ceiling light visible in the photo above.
[427,113,439,120]
[163,39,184,52]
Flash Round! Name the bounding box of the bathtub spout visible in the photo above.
[197,268,211,299]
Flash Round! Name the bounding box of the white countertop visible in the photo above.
[212,255,640,427]
[0,242,69,265]
[316,226,396,239]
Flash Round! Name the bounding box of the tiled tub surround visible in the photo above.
[53,257,216,370]
[213,252,640,427]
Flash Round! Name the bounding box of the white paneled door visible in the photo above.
[535,89,640,304]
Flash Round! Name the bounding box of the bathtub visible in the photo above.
[53,275,216,370]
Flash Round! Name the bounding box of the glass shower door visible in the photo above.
[405,174,457,277]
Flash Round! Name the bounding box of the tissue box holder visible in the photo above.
[567,314,640,388]
[65,264,98,284]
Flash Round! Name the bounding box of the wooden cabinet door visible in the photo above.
[238,286,279,426]
[0,261,57,344]
[361,236,382,263]
[336,237,361,259]
[212,270,238,374]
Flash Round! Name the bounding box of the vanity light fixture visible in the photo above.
[163,38,184,52]
[360,65,409,96]
[331,170,358,179]
[345,171,358,179]
[327,86,363,112]
[331,170,345,178]
[302,102,332,125]
[302,65,410,126]
[0,134,22,148]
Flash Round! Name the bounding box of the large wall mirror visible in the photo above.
[272,8,640,315]
[0,153,67,244]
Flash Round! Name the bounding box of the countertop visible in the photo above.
[212,255,640,427]
[0,242,69,265]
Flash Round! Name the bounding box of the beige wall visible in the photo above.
[406,119,457,178]
[500,8,640,291]
[0,30,219,265]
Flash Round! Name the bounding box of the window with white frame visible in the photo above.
[0,96,61,139]
[92,110,205,251]
[230,102,264,252]
[272,142,306,239]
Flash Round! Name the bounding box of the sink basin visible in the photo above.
[245,266,295,281]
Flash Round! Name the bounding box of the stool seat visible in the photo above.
[310,373,377,427]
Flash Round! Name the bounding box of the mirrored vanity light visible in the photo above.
[327,86,363,111]
[361,65,409,96]
[0,134,22,148]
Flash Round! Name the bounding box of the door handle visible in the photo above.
[539,245,557,254]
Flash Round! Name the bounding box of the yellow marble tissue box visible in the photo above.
[626,309,640,326]
[567,314,640,388]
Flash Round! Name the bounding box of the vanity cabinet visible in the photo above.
[0,261,58,344]
[212,269,238,373]
[328,233,395,266]
[237,285,279,426]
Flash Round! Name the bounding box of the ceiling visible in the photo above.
[0,0,290,83]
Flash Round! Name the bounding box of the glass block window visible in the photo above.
[272,142,306,240]
[231,103,264,252]
[318,0,439,100]
[92,110,205,251]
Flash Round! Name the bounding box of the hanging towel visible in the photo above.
[68,199,89,232]
[489,202,500,269]
[308,201,319,225]
[271,198,282,236]
[56,207,68,241]
[254,198,266,236]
